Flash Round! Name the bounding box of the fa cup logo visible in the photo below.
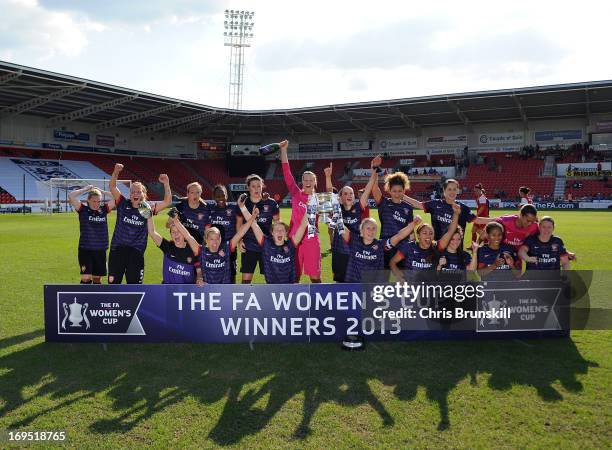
[62,297,90,330]
[480,295,508,328]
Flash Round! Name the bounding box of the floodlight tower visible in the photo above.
[223,9,255,110]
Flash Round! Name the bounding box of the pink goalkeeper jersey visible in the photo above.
[282,161,319,239]
[495,214,538,250]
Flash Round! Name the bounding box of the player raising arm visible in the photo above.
[280,139,322,282]
[147,211,202,285]
[436,203,478,273]
[199,205,257,284]
[341,215,422,283]
[107,163,173,284]
[402,178,493,242]
[324,159,376,282]
[68,185,116,284]
[239,198,309,284]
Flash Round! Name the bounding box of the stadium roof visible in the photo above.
[1,60,612,140]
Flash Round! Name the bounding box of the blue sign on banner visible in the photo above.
[534,130,583,142]
[54,130,90,142]
[44,283,569,343]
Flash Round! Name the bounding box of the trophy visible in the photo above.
[306,192,342,238]
[138,201,153,218]
[259,142,281,156]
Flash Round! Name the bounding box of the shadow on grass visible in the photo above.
[0,332,598,444]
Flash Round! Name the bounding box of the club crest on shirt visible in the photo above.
[551,244,558,251]
[263,205,270,212]
[197,213,204,220]
[219,250,225,257]
[81,265,86,273]
[372,244,379,251]
[404,208,409,215]
[187,256,192,263]
[283,245,289,253]
[226,209,232,216]
[351,209,355,214]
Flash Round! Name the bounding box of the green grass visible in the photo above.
[0,209,611,448]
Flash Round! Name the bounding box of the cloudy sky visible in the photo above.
[1,0,610,110]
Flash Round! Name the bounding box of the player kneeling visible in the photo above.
[147,210,202,284]
[238,197,309,284]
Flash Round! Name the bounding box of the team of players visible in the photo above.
[71,141,575,285]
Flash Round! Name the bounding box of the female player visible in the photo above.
[147,211,202,285]
[68,185,115,284]
[371,161,414,269]
[519,186,533,205]
[403,178,492,242]
[494,204,539,251]
[200,207,258,284]
[206,184,243,283]
[239,174,280,284]
[341,215,422,283]
[324,158,376,282]
[477,222,521,280]
[518,216,572,271]
[175,181,209,244]
[472,183,489,243]
[238,199,309,284]
[279,140,322,282]
[108,163,173,284]
[436,204,479,273]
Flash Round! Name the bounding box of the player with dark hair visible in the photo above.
[175,181,209,244]
[404,178,492,242]
[519,186,533,205]
[436,204,479,273]
[371,161,414,269]
[477,222,521,280]
[324,157,376,282]
[239,200,309,284]
[68,185,116,284]
[472,183,489,243]
[200,210,257,284]
[279,139,322,282]
[147,212,202,285]
[206,184,243,283]
[342,215,422,283]
[239,173,280,284]
[494,204,539,251]
[518,216,573,271]
[108,163,173,284]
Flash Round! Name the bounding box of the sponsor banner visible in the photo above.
[10,158,79,182]
[338,140,372,152]
[558,162,611,172]
[535,129,582,142]
[353,168,394,177]
[567,169,611,178]
[500,201,579,209]
[298,142,333,153]
[476,145,521,153]
[430,148,460,155]
[378,137,418,152]
[96,135,115,147]
[53,130,90,142]
[231,144,260,156]
[595,121,612,132]
[579,201,612,209]
[114,148,137,155]
[93,147,112,154]
[399,159,416,166]
[180,153,196,159]
[44,283,568,343]
[66,145,94,152]
[0,139,13,145]
[229,183,248,191]
[478,132,524,146]
[426,135,467,148]
[43,143,63,150]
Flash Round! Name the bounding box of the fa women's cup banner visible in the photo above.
[44,281,570,343]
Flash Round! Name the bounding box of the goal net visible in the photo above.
[36,178,132,213]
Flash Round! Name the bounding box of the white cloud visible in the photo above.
[0,0,610,110]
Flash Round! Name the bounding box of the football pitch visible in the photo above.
[0,209,610,448]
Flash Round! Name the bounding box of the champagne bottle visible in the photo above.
[259,143,281,156]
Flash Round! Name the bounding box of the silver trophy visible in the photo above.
[306,192,342,238]
[138,201,153,218]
